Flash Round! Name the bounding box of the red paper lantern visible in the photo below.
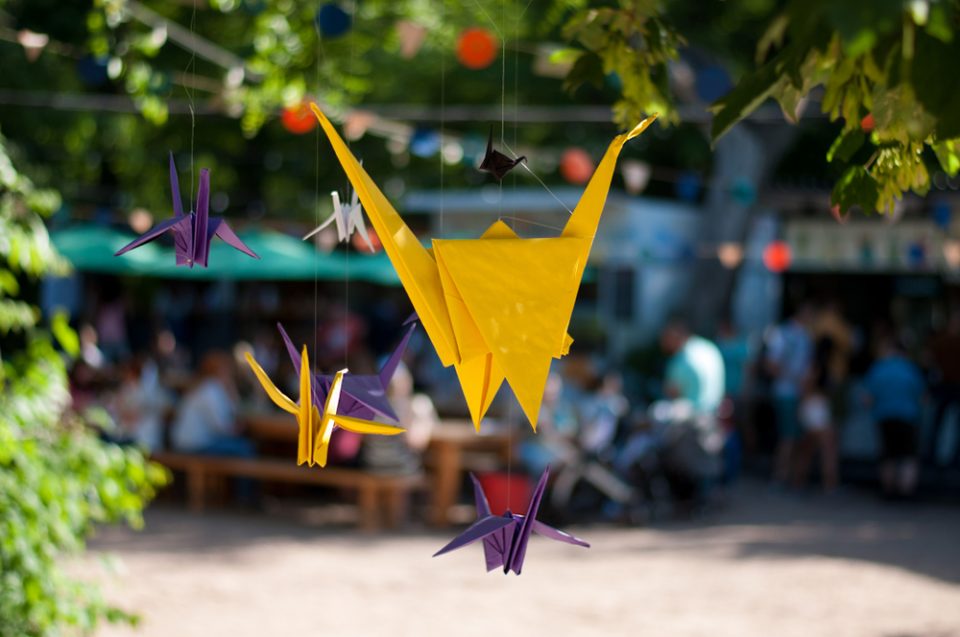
[281,103,317,134]
[456,27,497,70]
[762,241,792,273]
[560,148,594,185]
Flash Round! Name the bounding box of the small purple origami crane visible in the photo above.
[433,467,590,575]
[114,153,259,267]
[276,316,417,421]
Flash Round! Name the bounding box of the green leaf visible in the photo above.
[563,51,605,93]
[51,312,80,358]
[831,165,880,212]
[0,269,19,296]
[710,64,781,141]
[910,31,960,138]
[827,129,866,163]
[757,13,790,63]
[933,139,960,177]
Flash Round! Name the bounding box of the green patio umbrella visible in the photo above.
[50,224,401,284]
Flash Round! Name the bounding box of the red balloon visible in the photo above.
[762,241,792,273]
[351,226,381,252]
[281,103,317,135]
[457,27,497,70]
[560,148,594,185]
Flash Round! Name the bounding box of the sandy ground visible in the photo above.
[87,482,960,637]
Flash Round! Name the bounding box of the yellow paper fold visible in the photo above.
[311,103,655,431]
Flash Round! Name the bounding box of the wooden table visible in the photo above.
[243,410,299,442]
[240,411,512,528]
[427,420,511,528]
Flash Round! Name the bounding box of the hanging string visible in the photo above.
[185,0,197,212]
[505,0,513,508]
[439,0,446,238]
[502,139,574,216]
[343,1,356,369]
[313,16,324,375]
[497,0,505,223]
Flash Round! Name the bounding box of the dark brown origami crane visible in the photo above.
[479,129,527,180]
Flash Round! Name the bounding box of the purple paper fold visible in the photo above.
[432,467,590,575]
[114,154,260,267]
[276,319,417,422]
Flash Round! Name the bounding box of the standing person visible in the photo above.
[812,300,854,426]
[717,319,753,480]
[765,304,814,486]
[927,311,960,465]
[863,338,926,499]
[794,337,839,493]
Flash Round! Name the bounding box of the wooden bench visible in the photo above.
[152,452,425,532]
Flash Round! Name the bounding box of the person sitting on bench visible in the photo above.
[172,351,253,459]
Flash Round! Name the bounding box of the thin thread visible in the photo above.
[313,17,322,375]
[502,140,574,215]
[344,1,356,368]
[497,216,565,232]
[185,0,197,211]
[439,0,445,238]
[470,0,503,37]
[503,0,511,507]
[497,0,505,223]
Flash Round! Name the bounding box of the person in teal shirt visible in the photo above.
[660,318,726,415]
[717,319,753,399]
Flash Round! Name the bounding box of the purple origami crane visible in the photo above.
[433,467,589,575]
[114,153,259,267]
[276,316,417,421]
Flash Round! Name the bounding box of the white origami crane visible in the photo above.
[303,186,375,252]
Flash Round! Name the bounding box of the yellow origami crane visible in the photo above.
[310,102,657,431]
[245,347,405,467]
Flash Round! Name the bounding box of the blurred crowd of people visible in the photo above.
[68,282,960,521]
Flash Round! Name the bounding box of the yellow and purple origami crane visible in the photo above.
[245,341,405,468]
[311,103,656,431]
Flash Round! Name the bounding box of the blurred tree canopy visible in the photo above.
[0,0,957,223]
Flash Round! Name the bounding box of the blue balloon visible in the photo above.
[605,72,623,91]
[934,200,952,229]
[675,171,702,203]
[316,3,351,38]
[731,177,756,206]
[410,127,441,158]
[243,0,266,14]
[77,56,109,87]
[908,242,926,268]
[695,64,733,103]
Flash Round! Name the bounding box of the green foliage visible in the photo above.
[563,0,684,126]
[0,131,167,636]
[709,0,960,214]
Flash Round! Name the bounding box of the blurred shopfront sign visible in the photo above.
[784,219,954,273]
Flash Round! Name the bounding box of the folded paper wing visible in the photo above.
[115,154,260,267]
[311,102,657,430]
[276,319,416,421]
[432,468,589,575]
[479,129,526,180]
[245,350,404,467]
